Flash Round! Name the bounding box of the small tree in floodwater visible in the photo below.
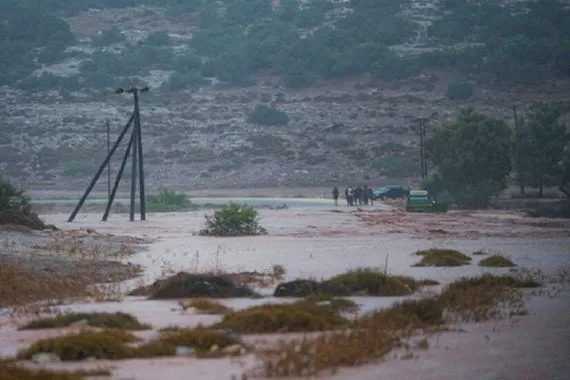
[199,203,267,237]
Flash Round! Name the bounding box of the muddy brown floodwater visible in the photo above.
[1,206,569,380]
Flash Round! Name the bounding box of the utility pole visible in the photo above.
[106,120,111,202]
[68,86,149,223]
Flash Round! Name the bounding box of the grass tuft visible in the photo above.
[366,298,445,332]
[17,327,246,361]
[17,330,140,361]
[478,254,516,267]
[437,274,537,322]
[21,312,151,330]
[214,303,348,333]
[327,268,417,296]
[412,248,472,267]
[148,328,245,357]
[293,294,360,313]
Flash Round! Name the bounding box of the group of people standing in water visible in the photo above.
[332,185,375,206]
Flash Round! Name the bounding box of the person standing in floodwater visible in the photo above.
[362,185,369,205]
[347,186,354,206]
[332,186,340,206]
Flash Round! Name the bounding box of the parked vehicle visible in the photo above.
[405,190,448,213]
[373,185,410,200]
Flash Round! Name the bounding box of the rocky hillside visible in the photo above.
[1,0,569,192]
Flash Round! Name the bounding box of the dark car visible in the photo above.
[373,185,411,200]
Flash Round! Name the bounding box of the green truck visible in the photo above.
[405,190,447,213]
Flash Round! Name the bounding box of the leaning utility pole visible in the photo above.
[68,86,149,222]
[106,119,111,202]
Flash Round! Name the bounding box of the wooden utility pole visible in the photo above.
[106,120,111,202]
[68,87,149,222]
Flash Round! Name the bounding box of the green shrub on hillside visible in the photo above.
[247,105,289,126]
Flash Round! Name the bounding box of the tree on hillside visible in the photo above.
[520,104,569,197]
[425,108,512,208]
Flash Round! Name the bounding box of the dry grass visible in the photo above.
[256,326,399,377]
[0,229,144,315]
[214,303,349,333]
[0,360,110,379]
[256,273,542,377]
[365,298,445,332]
[21,312,151,330]
[437,274,537,322]
[412,248,472,267]
[478,254,516,267]
[178,298,233,314]
[0,258,91,312]
[327,268,418,296]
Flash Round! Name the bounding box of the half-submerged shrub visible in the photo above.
[478,254,516,267]
[199,203,267,236]
[21,312,151,330]
[214,303,348,333]
[412,248,472,267]
[327,268,417,296]
[366,298,445,331]
[257,272,540,378]
[17,330,139,361]
[17,328,245,361]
